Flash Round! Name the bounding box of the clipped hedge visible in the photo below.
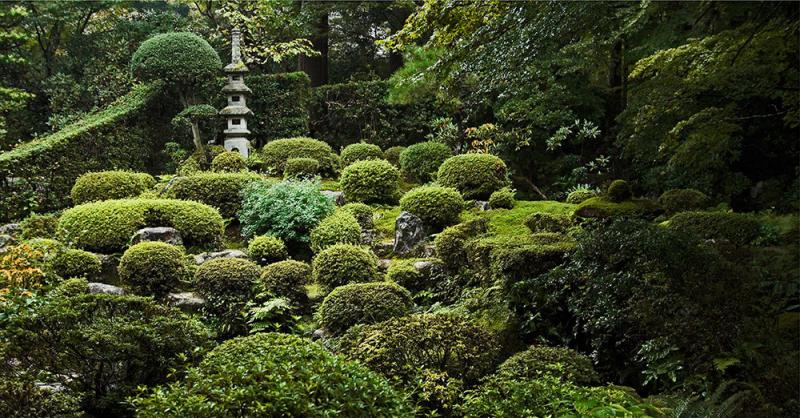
[247,235,288,265]
[130,32,222,85]
[71,171,156,204]
[261,137,339,177]
[489,187,515,209]
[119,242,186,297]
[168,172,265,219]
[497,346,599,385]
[526,212,572,233]
[310,211,362,253]
[384,146,406,167]
[58,199,223,253]
[211,151,246,173]
[436,153,509,200]
[466,234,576,285]
[318,282,412,334]
[433,218,488,271]
[341,143,383,167]
[19,212,59,239]
[312,244,379,290]
[399,141,451,183]
[399,186,464,228]
[566,188,597,205]
[573,197,661,219]
[339,203,374,229]
[340,159,400,204]
[258,260,311,304]
[195,257,261,324]
[51,248,101,280]
[667,211,761,245]
[659,188,711,215]
[607,179,632,202]
[283,157,319,179]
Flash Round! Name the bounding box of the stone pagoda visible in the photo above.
[219,28,253,158]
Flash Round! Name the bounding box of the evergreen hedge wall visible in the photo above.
[245,72,311,147]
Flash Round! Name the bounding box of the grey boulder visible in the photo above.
[131,227,183,246]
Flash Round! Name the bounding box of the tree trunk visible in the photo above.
[299,9,329,87]
[190,122,203,151]
[607,38,626,124]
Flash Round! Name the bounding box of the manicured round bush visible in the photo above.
[497,346,599,385]
[383,146,406,167]
[341,143,383,166]
[607,179,632,202]
[119,242,186,297]
[51,248,101,280]
[566,188,597,204]
[49,277,89,298]
[258,260,310,304]
[339,203,374,229]
[312,244,379,290]
[340,159,400,204]
[262,137,339,177]
[667,211,761,245]
[130,32,222,85]
[283,157,319,179]
[58,199,224,253]
[525,212,572,233]
[399,186,464,228]
[310,211,362,253]
[211,151,246,173]
[433,219,488,271]
[436,153,508,200]
[399,141,451,182]
[318,282,412,334]
[19,212,59,239]
[169,172,264,218]
[71,171,156,204]
[659,188,711,215]
[247,235,288,265]
[131,333,413,416]
[194,257,261,318]
[489,187,515,209]
[386,260,425,291]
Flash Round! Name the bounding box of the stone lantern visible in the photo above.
[219,28,252,158]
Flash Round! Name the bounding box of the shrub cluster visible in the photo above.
[118,242,186,297]
[607,179,632,202]
[318,282,412,334]
[433,218,488,271]
[436,153,509,200]
[659,188,711,215]
[340,159,400,204]
[310,211,362,253]
[261,137,339,177]
[194,257,261,321]
[399,141,451,182]
[667,211,761,245]
[340,143,383,167]
[247,235,288,265]
[497,346,599,385]
[52,248,101,280]
[169,172,264,218]
[399,186,464,228]
[71,171,156,205]
[19,212,59,239]
[385,258,444,292]
[258,260,310,304]
[525,212,572,233]
[383,146,406,167]
[211,151,246,173]
[312,244,379,290]
[466,234,576,285]
[489,187,515,209]
[339,203,373,229]
[283,157,319,179]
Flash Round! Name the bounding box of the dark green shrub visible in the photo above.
[497,346,599,385]
[436,153,509,200]
[385,261,422,290]
[211,151,246,173]
[130,32,221,86]
[283,157,319,179]
[247,235,288,265]
[525,212,572,233]
[566,188,597,205]
[607,179,632,202]
[312,244,379,290]
[258,260,310,304]
[384,146,406,167]
[399,141,451,182]
[659,188,711,215]
[433,218,488,271]
[489,187,516,209]
[169,172,265,218]
[339,202,374,229]
[49,277,90,298]
[261,137,339,177]
[341,143,383,166]
[245,72,311,144]
[52,248,101,280]
[19,212,59,239]
[71,171,156,204]
[318,282,412,334]
[3,293,212,416]
[58,199,224,253]
[131,333,413,417]
[667,211,761,245]
[573,196,661,219]
[340,159,400,204]
[310,211,362,253]
[466,234,575,285]
[195,257,261,323]
[119,242,186,297]
[399,185,464,228]
[0,373,82,417]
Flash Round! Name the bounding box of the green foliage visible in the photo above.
[399,185,464,228]
[318,282,412,334]
[310,211,362,253]
[58,199,223,253]
[437,153,509,200]
[498,346,599,385]
[607,179,632,202]
[283,157,319,179]
[383,145,406,167]
[210,151,246,173]
[195,257,261,334]
[312,244,379,290]
[340,159,400,204]
[71,170,156,204]
[247,235,288,266]
[466,234,575,286]
[245,73,311,144]
[341,142,383,166]
[261,137,339,177]
[489,187,515,209]
[525,212,572,233]
[399,141,451,183]
[130,32,221,86]
[51,248,101,280]
[0,372,82,417]
[49,277,89,298]
[119,242,185,297]
[258,259,310,305]
[659,188,711,215]
[566,188,597,205]
[131,333,414,417]
[3,293,211,416]
[574,196,661,219]
[667,211,761,245]
[433,218,488,271]
[19,212,59,239]
[168,172,265,219]
[385,261,422,291]
[239,179,334,245]
[339,202,374,229]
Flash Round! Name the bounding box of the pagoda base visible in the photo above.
[224,138,251,159]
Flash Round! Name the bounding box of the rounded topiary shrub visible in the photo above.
[130,32,222,85]
[318,282,412,334]
[433,219,488,271]
[247,235,288,265]
[566,188,597,205]
[340,159,400,204]
[399,141,451,183]
[341,143,383,167]
[312,244,379,290]
[659,188,711,215]
[283,157,320,179]
[667,211,761,245]
[525,213,572,233]
[71,171,156,204]
[497,346,599,385]
[339,203,373,229]
[169,172,264,219]
[399,186,464,228]
[310,212,362,253]
[607,179,632,202]
[262,137,339,177]
[118,242,186,297]
[211,151,246,173]
[195,258,261,315]
[258,260,310,304]
[19,212,59,240]
[131,333,413,416]
[52,248,101,280]
[488,187,515,209]
[436,153,509,200]
[383,146,406,167]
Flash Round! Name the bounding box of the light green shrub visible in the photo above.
[312,244,379,290]
[497,346,599,385]
[399,186,464,228]
[19,213,59,240]
[525,212,572,233]
[566,188,597,204]
[51,248,101,280]
[71,171,156,204]
[489,187,515,209]
[258,260,310,304]
[341,143,383,166]
[383,146,406,167]
[169,172,264,218]
[339,203,374,229]
[436,153,509,200]
[433,218,488,271]
[318,282,412,334]
[340,159,400,204]
[261,137,339,177]
[399,141,451,182]
[283,157,319,179]
[247,235,288,265]
[118,242,186,297]
[310,211,362,253]
[211,151,246,173]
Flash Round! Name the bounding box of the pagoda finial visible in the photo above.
[231,27,242,64]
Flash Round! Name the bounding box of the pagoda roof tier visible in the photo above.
[219,106,253,116]
[224,62,249,73]
[222,84,252,94]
